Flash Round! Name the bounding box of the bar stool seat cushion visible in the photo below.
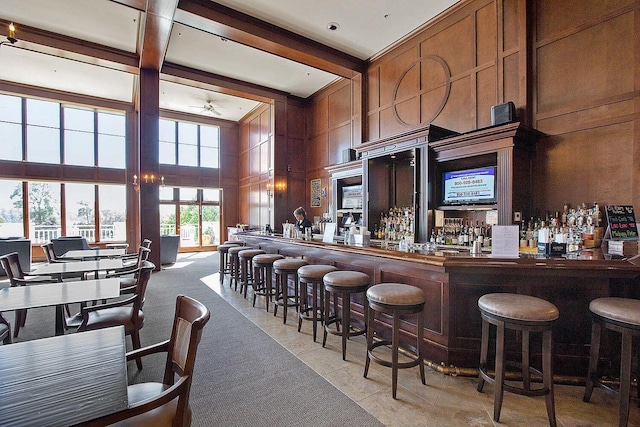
[478,293,559,322]
[228,246,245,255]
[238,249,265,258]
[367,283,425,306]
[324,271,369,288]
[298,264,337,280]
[273,258,308,271]
[589,297,640,326]
[253,254,284,265]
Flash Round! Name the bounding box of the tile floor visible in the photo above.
[203,262,638,427]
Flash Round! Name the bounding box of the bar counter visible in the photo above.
[237,232,640,378]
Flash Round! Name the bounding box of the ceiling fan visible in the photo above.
[197,101,222,116]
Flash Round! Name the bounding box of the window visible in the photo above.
[26,99,60,164]
[65,183,96,241]
[0,94,23,161]
[64,107,95,167]
[159,118,220,168]
[99,185,126,241]
[200,125,220,168]
[28,181,61,243]
[0,179,24,238]
[98,112,126,169]
[1,95,125,168]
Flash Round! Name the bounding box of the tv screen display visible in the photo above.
[341,185,363,209]
[442,166,496,205]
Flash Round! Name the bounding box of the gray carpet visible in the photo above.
[5,254,384,427]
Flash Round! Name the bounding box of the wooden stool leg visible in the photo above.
[219,251,225,283]
[620,329,632,427]
[273,273,281,317]
[265,267,273,312]
[342,292,350,360]
[252,264,261,307]
[297,280,307,332]
[522,330,531,392]
[542,329,557,427]
[583,322,601,402]
[322,287,330,347]
[493,320,505,422]
[311,281,319,342]
[392,313,400,399]
[477,318,489,392]
[364,305,375,378]
[417,309,425,385]
[282,273,289,324]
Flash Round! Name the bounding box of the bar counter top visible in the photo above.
[236,232,640,377]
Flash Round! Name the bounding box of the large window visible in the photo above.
[0,179,24,238]
[159,118,220,168]
[0,94,126,168]
[160,186,221,249]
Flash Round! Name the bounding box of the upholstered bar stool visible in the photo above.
[272,258,308,324]
[364,283,426,399]
[583,297,640,427]
[238,248,265,298]
[252,253,284,311]
[297,264,337,342]
[477,293,559,427]
[217,242,243,284]
[227,246,246,291]
[322,270,370,360]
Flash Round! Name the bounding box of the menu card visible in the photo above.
[491,225,520,258]
[604,205,638,240]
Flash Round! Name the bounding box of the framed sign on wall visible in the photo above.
[310,179,321,207]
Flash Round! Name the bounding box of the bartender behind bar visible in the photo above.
[293,207,312,232]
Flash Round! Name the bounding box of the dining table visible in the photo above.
[0,278,121,335]
[58,248,126,260]
[0,326,129,427]
[30,258,123,281]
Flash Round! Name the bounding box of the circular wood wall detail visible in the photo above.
[392,55,451,127]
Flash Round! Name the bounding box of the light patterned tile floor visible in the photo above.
[203,261,639,427]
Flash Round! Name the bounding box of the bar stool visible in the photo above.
[252,253,284,311]
[364,283,426,399]
[583,297,640,427]
[477,293,559,426]
[322,270,369,360]
[238,249,265,298]
[273,258,308,324]
[217,242,243,284]
[227,246,246,291]
[297,264,337,342]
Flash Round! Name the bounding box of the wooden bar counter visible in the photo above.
[238,232,640,378]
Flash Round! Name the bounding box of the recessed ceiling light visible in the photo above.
[327,22,340,31]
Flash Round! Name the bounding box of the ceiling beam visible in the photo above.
[174,0,365,79]
[138,0,179,70]
[0,18,139,72]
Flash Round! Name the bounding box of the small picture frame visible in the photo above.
[310,178,321,207]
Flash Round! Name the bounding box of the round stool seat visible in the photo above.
[298,264,337,280]
[217,243,235,253]
[223,241,243,245]
[589,297,640,326]
[273,258,308,272]
[478,293,559,323]
[228,246,245,255]
[238,249,265,258]
[367,283,426,307]
[253,253,284,266]
[324,270,369,290]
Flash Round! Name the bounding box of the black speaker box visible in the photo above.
[342,148,356,163]
[491,101,516,126]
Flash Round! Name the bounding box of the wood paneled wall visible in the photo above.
[306,0,640,217]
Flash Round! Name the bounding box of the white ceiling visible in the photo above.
[0,0,460,122]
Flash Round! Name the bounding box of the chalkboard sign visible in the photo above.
[604,205,638,240]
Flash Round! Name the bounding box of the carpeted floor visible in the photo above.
[4,253,384,427]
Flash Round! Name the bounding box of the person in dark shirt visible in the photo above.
[293,207,312,232]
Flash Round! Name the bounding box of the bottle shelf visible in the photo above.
[436,205,497,211]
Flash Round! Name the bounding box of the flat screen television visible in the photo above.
[442,166,497,205]
[341,184,363,210]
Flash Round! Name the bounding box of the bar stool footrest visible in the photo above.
[479,361,550,397]
[368,340,422,369]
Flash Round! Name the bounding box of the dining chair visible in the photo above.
[84,295,210,427]
[0,252,58,338]
[41,242,87,281]
[75,260,155,369]
[0,313,10,344]
[106,246,152,294]
[120,239,152,269]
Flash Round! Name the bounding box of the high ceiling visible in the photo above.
[0,0,460,122]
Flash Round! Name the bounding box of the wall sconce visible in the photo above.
[0,23,17,48]
[132,174,164,192]
[275,180,287,192]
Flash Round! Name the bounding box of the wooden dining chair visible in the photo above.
[106,246,152,294]
[0,252,58,338]
[120,239,152,269]
[75,260,155,369]
[84,295,210,427]
[41,242,87,282]
[0,313,10,345]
